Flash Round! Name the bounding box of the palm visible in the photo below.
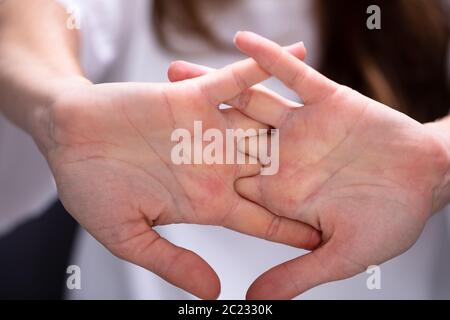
[226,31,449,299]
[247,86,443,274]
[50,83,240,237]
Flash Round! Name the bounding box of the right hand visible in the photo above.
[170,32,450,300]
[35,43,320,299]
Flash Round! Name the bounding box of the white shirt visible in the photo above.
[1,0,450,299]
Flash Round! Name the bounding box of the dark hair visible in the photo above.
[153,0,449,123]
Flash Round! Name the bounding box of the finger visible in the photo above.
[168,60,214,82]
[237,154,262,178]
[168,42,306,82]
[110,228,220,300]
[246,243,338,300]
[237,136,260,160]
[237,134,275,165]
[235,175,264,204]
[234,31,339,104]
[230,87,299,128]
[193,42,306,106]
[168,46,304,128]
[223,198,321,250]
[221,107,269,131]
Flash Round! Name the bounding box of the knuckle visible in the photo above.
[230,67,249,92]
[286,65,305,89]
[265,215,282,240]
[266,46,285,72]
[236,89,253,110]
[196,81,220,107]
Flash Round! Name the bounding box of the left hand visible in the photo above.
[40,42,318,299]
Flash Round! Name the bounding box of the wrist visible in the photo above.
[424,119,450,214]
[0,43,91,154]
[29,75,93,156]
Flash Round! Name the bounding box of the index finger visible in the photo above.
[193,42,306,106]
[234,31,339,104]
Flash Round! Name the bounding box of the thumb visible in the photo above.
[246,241,357,300]
[109,229,220,300]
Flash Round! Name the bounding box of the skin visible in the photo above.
[43,60,325,300]
[0,0,321,300]
[169,31,450,300]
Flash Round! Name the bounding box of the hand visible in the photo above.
[235,32,450,299]
[173,31,450,299]
[38,43,320,299]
